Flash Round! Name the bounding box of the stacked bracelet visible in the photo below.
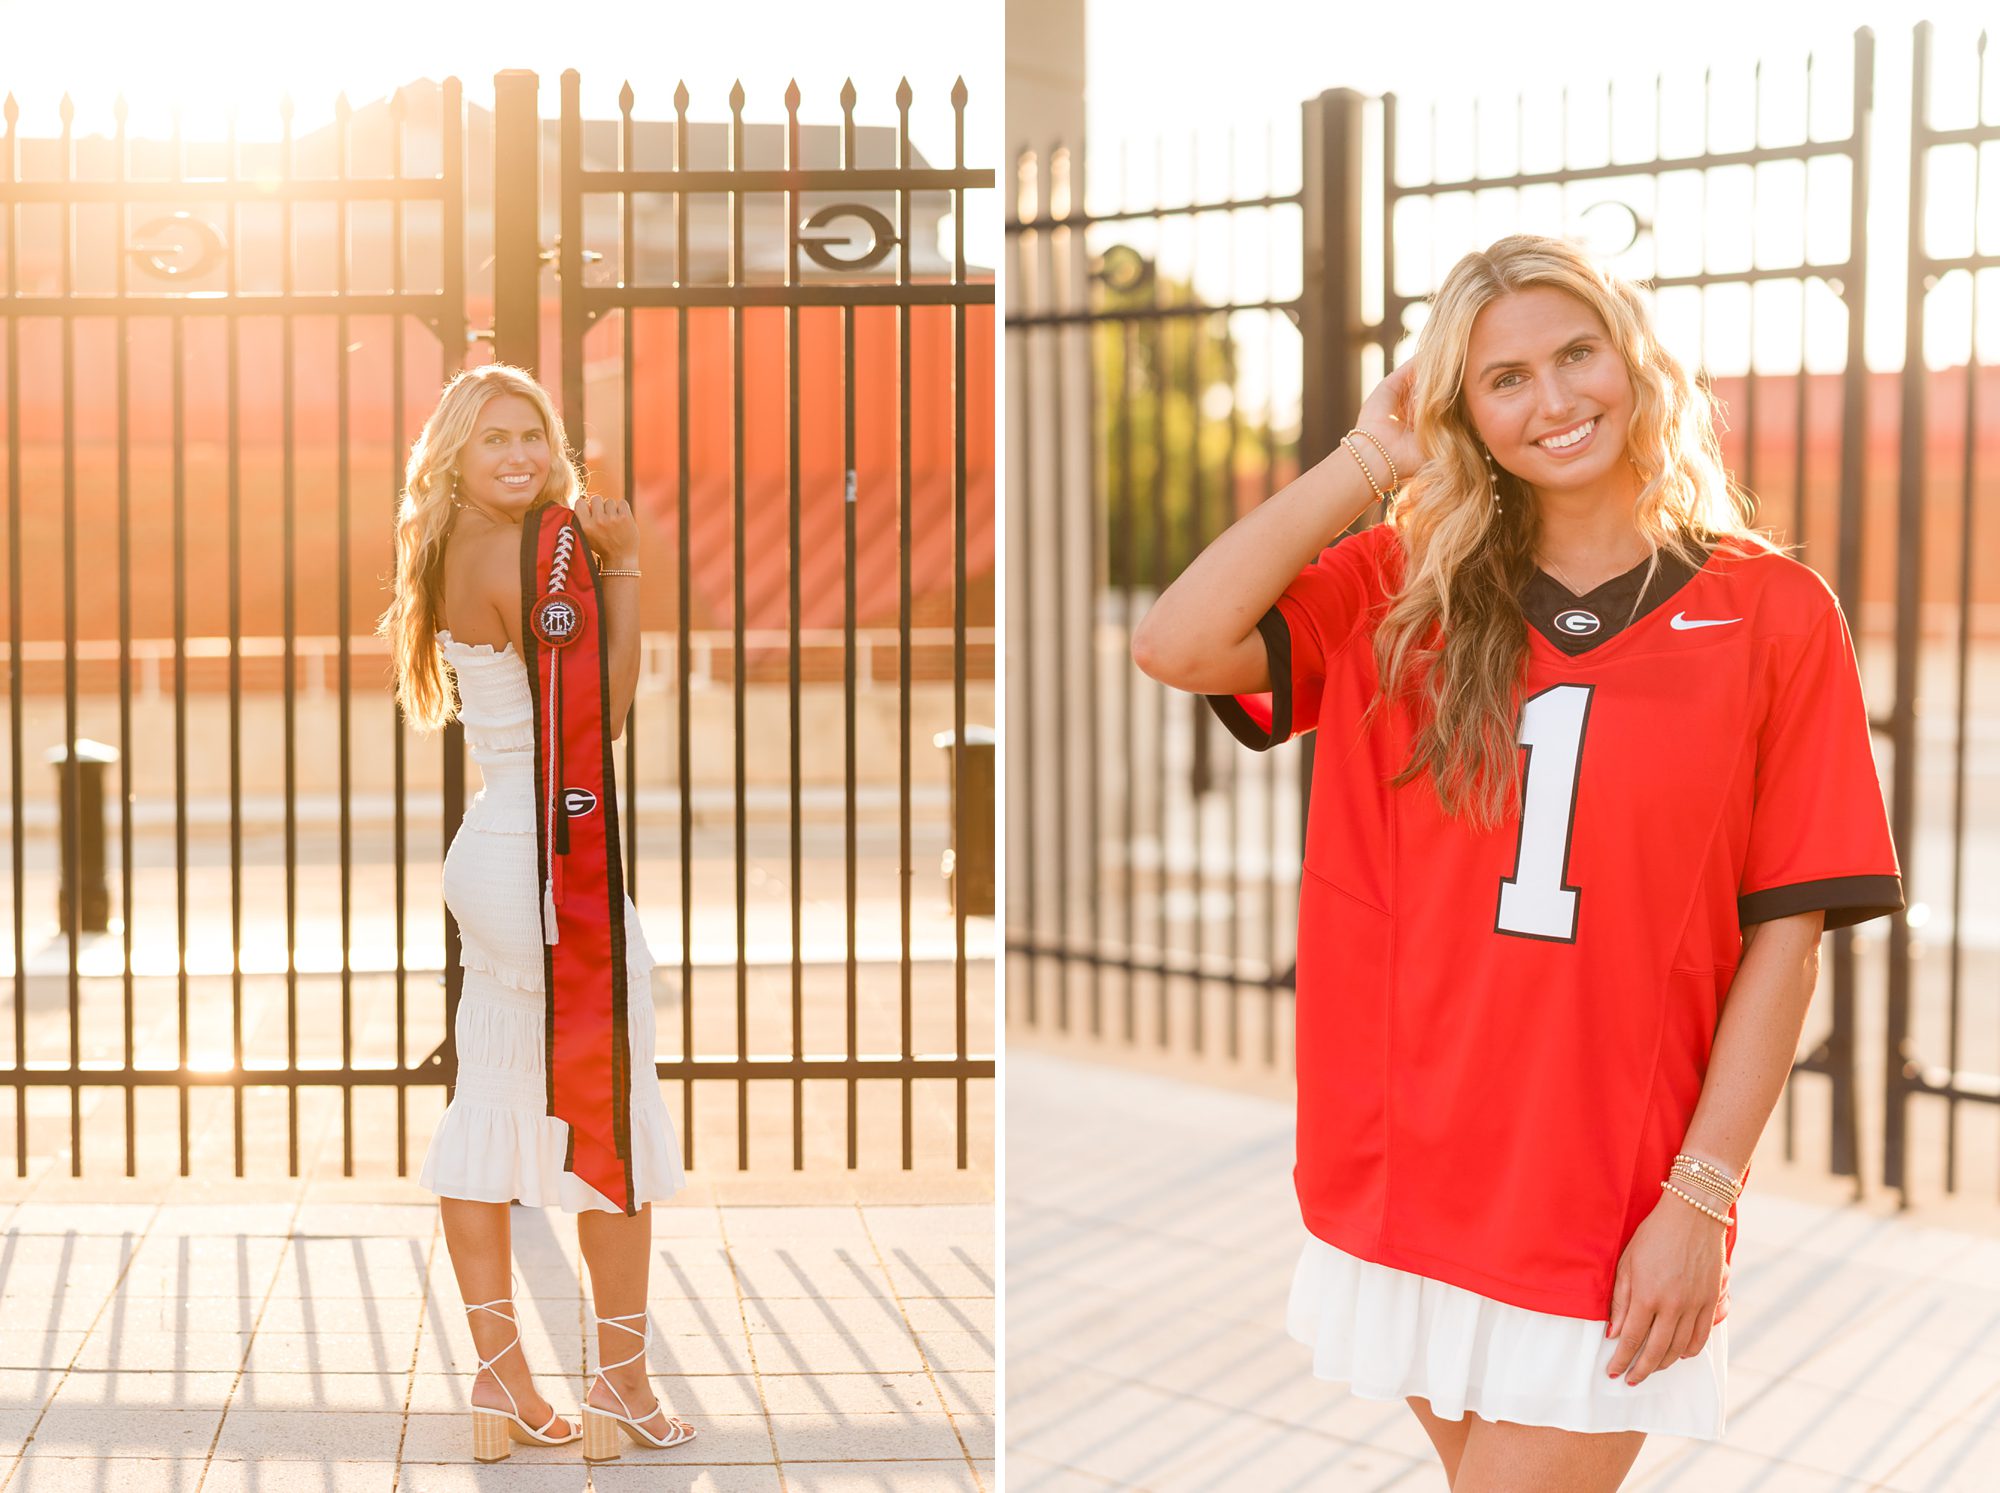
[1672,1153,1743,1204]
[1660,1152,1742,1226]
[1660,1180,1732,1226]
[1348,427,1400,492]
[1340,435,1387,503]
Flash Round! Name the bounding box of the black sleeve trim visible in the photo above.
[1203,605,1293,752]
[1739,874,1905,932]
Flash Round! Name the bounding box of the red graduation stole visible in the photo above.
[519,500,636,1215]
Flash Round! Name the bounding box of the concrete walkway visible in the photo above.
[0,1174,993,1491]
[1007,1047,2000,1492]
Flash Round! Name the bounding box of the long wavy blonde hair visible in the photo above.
[378,364,582,732]
[1367,233,1783,830]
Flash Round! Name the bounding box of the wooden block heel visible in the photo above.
[471,1411,514,1462]
[583,1408,626,1460]
[460,1281,581,1462]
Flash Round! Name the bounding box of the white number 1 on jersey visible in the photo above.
[1496,683,1593,943]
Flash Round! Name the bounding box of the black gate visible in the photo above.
[1009,24,1998,1204]
[1886,19,2000,1201]
[0,68,995,1180]
[542,71,994,1170]
[2,81,470,1181]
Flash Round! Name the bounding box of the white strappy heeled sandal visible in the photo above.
[581,1309,698,1460]
[464,1279,582,1462]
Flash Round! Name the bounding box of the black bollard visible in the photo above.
[46,738,117,935]
[932,725,995,919]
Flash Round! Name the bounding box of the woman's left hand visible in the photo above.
[1605,1190,1726,1386]
[573,493,640,569]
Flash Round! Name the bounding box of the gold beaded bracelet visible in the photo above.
[1340,435,1386,503]
[1673,1155,1744,1200]
[1670,1164,1741,1207]
[1348,428,1400,493]
[1671,1172,1739,1207]
[1661,1180,1732,1226]
[1675,1152,1743,1177]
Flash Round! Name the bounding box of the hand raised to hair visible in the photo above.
[572,492,640,570]
[1350,359,1422,488]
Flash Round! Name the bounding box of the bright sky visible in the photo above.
[0,0,1002,260]
[1076,0,2000,421]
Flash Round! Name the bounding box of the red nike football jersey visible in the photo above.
[1205,521,1902,1323]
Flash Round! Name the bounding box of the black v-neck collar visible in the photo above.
[1523,545,1712,656]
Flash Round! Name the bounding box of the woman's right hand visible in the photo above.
[1348,359,1422,488]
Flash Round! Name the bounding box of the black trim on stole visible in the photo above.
[519,505,559,1121]
[585,538,638,1216]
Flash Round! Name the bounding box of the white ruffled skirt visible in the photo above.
[1287,1235,1727,1439]
[417,776,686,1214]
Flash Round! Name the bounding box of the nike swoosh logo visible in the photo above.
[1670,612,1742,630]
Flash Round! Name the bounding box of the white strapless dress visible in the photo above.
[416,630,686,1213]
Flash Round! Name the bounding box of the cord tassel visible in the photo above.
[541,637,564,945]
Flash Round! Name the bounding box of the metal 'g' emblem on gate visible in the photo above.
[1573,200,1648,258]
[531,592,582,648]
[1091,244,1153,295]
[129,213,227,280]
[799,204,899,271]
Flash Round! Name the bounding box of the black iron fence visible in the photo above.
[0,68,996,1179]
[1008,22,1999,1205]
[1890,20,2000,1197]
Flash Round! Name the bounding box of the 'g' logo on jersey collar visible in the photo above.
[1554,609,1601,636]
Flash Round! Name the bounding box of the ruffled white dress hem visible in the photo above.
[1286,1235,1727,1440]
[417,1096,686,1213]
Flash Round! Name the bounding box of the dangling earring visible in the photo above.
[1484,446,1503,514]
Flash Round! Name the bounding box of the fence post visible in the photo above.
[1296,89,1368,856]
[1300,88,1368,476]
[1821,25,1877,1194]
[493,70,543,373]
[1885,20,1920,1202]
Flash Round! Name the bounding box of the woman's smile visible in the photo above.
[1535,415,1598,457]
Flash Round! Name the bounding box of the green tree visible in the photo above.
[1095,264,1296,591]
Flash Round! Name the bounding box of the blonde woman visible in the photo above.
[380,363,694,1463]
[1132,234,1900,1489]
